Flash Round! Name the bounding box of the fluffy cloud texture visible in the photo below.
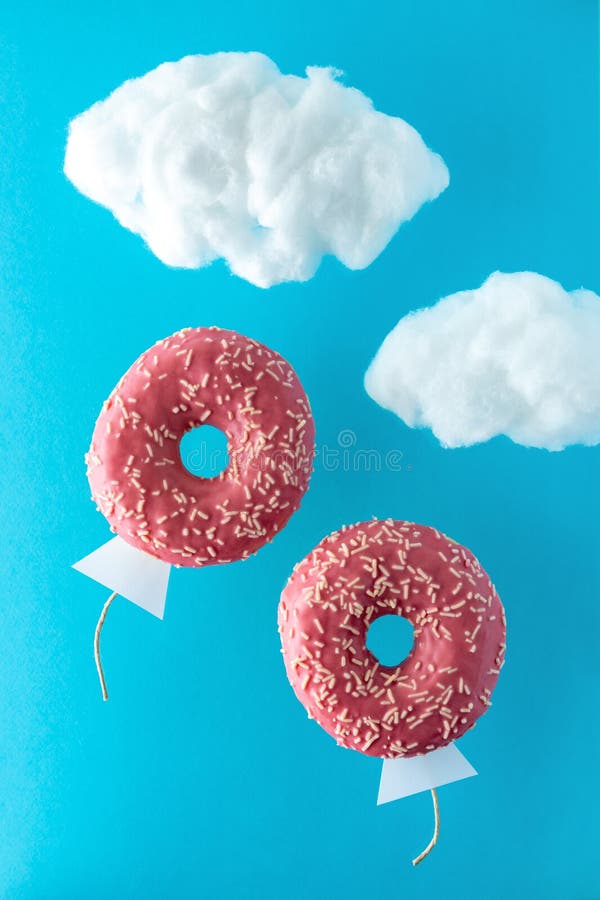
[64,51,449,288]
[365,272,600,451]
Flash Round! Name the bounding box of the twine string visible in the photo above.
[412,788,440,866]
[93,591,117,701]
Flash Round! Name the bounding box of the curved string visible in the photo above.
[412,788,440,866]
[94,591,117,701]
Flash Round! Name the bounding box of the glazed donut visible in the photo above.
[278,519,506,758]
[87,326,315,567]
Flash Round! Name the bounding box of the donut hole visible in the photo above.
[366,614,414,667]
[179,425,229,478]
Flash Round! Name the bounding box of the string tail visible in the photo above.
[93,591,117,702]
[412,788,440,867]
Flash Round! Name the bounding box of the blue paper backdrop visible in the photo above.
[0,1,598,896]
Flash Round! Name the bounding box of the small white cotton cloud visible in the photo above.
[64,51,448,288]
[365,271,600,451]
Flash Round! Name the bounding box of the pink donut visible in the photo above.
[87,327,315,567]
[278,519,506,758]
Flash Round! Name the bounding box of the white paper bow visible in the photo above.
[73,536,171,619]
[377,742,477,804]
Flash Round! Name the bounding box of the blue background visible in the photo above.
[0,1,598,896]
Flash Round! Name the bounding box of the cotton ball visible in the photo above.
[365,271,600,451]
[64,51,449,289]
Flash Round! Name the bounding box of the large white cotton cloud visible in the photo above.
[64,51,448,288]
[365,272,600,451]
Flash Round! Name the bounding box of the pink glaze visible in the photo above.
[279,519,506,758]
[87,327,315,567]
